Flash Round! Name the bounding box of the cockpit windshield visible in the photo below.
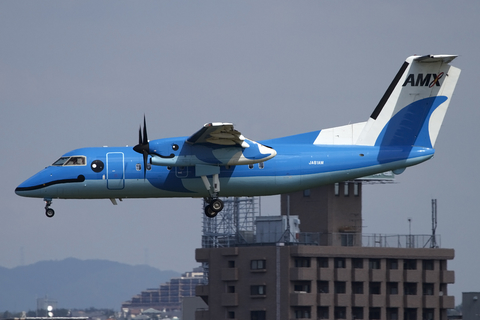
[52,156,86,166]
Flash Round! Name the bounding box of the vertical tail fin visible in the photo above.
[356,55,461,148]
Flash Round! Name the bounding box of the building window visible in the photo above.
[227,285,235,293]
[303,189,310,197]
[334,258,345,268]
[423,260,434,270]
[422,308,434,320]
[293,307,311,319]
[251,311,266,320]
[251,285,266,296]
[294,281,311,293]
[318,257,329,268]
[404,308,417,320]
[294,257,311,268]
[251,259,266,270]
[387,259,398,269]
[369,258,381,269]
[334,307,346,319]
[404,259,417,270]
[423,283,434,295]
[341,233,354,246]
[404,283,417,295]
[318,281,329,293]
[228,260,235,268]
[334,281,346,294]
[387,308,398,320]
[352,258,363,268]
[318,307,329,319]
[352,307,364,319]
[354,182,359,196]
[227,311,235,319]
[352,282,364,294]
[370,282,381,295]
[369,307,381,320]
[387,282,398,295]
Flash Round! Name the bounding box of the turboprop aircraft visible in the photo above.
[15,54,461,218]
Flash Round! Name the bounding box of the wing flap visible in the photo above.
[187,122,249,147]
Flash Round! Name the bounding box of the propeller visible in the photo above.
[133,116,150,178]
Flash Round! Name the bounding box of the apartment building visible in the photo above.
[195,183,455,320]
[195,244,454,320]
[122,268,204,315]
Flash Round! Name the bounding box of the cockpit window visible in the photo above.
[52,156,86,166]
[53,157,70,166]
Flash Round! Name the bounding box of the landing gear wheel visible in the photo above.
[204,205,218,218]
[211,199,224,212]
[44,199,54,218]
[45,208,55,218]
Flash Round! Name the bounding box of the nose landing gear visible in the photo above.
[44,198,55,218]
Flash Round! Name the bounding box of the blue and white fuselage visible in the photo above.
[15,55,461,218]
[14,140,434,200]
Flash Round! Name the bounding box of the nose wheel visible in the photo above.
[204,198,224,218]
[44,199,55,218]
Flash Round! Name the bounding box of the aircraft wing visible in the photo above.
[186,122,250,148]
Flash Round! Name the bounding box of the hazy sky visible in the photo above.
[1,1,479,305]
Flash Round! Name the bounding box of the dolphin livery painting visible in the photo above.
[15,55,461,218]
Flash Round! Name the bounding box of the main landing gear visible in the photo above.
[204,198,224,218]
[44,198,55,218]
[200,172,225,218]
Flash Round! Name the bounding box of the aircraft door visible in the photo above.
[106,152,125,190]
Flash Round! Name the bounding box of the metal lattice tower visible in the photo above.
[201,197,258,248]
[201,197,259,284]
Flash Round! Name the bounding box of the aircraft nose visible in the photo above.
[14,168,52,198]
[15,185,23,196]
[15,178,40,197]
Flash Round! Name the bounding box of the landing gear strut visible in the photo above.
[204,198,224,218]
[44,198,55,218]
[200,172,225,218]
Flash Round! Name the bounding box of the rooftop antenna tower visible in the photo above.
[431,199,438,248]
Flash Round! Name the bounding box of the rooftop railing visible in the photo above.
[202,232,441,248]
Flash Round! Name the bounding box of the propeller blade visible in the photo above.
[143,116,148,145]
[143,150,148,179]
[133,115,150,179]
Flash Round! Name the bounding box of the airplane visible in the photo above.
[15,54,461,218]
